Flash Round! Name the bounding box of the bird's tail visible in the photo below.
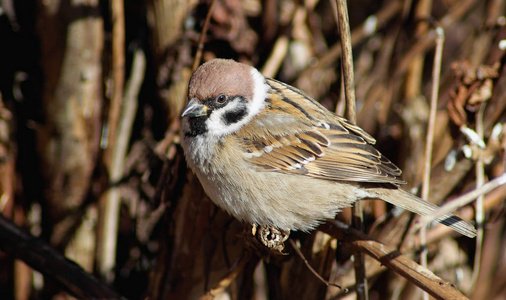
[374,188,476,238]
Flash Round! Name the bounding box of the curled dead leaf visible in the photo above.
[448,61,500,126]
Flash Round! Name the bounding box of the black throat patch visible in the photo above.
[185,117,207,137]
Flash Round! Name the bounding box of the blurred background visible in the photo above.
[0,0,505,299]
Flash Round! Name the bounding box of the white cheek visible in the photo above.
[207,107,260,139]
[206,111,250,137]
[208,119,243,136]
[205,68,269,138]
[206,111,226,135]
[205,104,241,137]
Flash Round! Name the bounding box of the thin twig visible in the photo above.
[104,0,126,164]
[335,1,356,123]
[395,0,478,77]
[405,0,430,101]
[298,1,403,88]
[260,35,289,78]
[98,48,146,282]
[193,0,216,71]
[419,25,444,300]
[422,26,444,205]
[97,0,126,283]
[200,251,252,300]
[419,173,506,226]
[470,103,487,291]
[288,239,344,291]
[333,0,367,298]
[423,185,504,244]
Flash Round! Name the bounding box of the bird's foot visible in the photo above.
[251,224,290,253]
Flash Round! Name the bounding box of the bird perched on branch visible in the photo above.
[180,58,476,249]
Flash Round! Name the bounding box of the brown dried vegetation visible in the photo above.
[0,0,505,299]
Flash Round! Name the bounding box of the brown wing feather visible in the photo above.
[238,78,405,185]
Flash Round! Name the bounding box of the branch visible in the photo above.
[319,221,470,300]
[0,213,123,299]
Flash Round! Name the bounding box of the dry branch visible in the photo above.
[0,213,122,299]
[320,221,470,300]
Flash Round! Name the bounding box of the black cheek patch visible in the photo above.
[222,107,248,125]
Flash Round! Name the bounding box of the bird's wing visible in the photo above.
[237,78,405,185]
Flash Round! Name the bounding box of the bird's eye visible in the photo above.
[216,94,227,104]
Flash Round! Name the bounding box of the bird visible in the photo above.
[180,58,477,242]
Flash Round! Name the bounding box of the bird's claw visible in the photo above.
[251,224,290,253]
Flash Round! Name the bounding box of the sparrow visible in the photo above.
[180,58,476,241]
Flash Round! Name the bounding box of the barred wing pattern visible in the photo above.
[239,78,405,185]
